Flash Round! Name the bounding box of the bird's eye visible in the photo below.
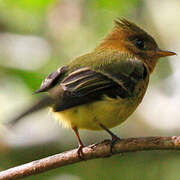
[134,38,145,50]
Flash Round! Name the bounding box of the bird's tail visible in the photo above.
[5,95,54,126]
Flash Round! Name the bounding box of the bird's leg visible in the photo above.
[99,123,121,153]
[72,127,84,159]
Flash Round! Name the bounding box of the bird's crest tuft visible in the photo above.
[114,18,146,35]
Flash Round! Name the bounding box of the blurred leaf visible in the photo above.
[0,65,43,92]
[0,0,57,34]
[95,0,140,11]
[0,0,55,13]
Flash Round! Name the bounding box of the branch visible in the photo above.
[1,136,180,180]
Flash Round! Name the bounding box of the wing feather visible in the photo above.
[52,67,142,111]
[34,66,67,94]
[34,58,148,112]
[61,68,128,97]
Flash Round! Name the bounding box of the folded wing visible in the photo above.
[52,66,146,111]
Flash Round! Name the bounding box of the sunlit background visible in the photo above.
[0,0,179,179]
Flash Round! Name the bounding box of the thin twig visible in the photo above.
[1,136,180,180]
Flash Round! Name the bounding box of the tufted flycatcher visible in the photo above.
[9,18,176,157]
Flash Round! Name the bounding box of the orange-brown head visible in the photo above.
[95,18,176,73]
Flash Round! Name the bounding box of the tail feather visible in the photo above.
[6,95,54,126]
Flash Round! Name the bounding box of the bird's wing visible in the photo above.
[52,64,147,112]
[34,65,67,94]
[7,57,147,125]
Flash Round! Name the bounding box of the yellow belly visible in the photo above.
[51,95,141,130]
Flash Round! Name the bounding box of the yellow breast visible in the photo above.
[51,95,142,130]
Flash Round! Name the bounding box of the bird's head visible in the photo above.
[96,18,176,73]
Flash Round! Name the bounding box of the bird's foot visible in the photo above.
[77,144,85,160]
[110,135,121,153]
[98,123,121,153]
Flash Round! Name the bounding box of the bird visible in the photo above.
[8,18,176,157]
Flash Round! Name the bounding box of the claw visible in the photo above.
[99,123,121,153]
[77,144,84,159]
[72,127,85,159]
[110,135,121,153]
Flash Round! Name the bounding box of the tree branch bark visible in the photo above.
[1,136,180,180]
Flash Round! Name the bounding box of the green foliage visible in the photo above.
[0,0,176,180]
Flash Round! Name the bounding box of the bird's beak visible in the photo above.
[156,49,177,57]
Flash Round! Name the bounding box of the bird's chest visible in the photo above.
[52,78,148,131]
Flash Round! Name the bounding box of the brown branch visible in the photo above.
[1,136,180,180]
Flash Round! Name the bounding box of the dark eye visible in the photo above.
[134,38,145,50]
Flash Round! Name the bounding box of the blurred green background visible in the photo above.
[0,0,179,179]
